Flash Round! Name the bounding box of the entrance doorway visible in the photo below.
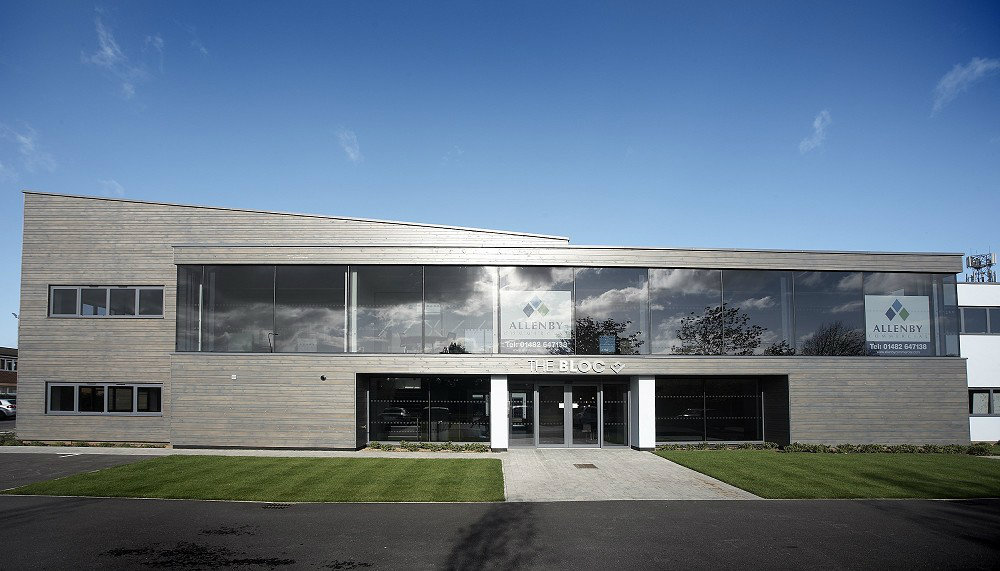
[509,378,629,448]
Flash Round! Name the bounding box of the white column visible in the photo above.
[490,375,509,451]
[630,375,655,450]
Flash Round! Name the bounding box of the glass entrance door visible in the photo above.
[509,381,629,448]
[571,385,599,446]
[537,385,566,445]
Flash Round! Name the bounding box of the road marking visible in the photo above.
[57,453,81,458]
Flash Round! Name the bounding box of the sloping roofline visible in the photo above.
[22,190,570,242]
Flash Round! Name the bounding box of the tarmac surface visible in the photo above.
[1,495,998,569]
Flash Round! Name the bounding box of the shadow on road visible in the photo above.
[443,503,537,570]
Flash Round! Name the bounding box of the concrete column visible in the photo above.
[630,375,655,450]
[490,375,508,451]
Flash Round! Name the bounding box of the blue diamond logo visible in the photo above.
[891,299,903,312]
[885,308,896,320]
[530,296,542,309]
[523,304,534,317]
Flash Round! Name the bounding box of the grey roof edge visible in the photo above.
[170,242,963,258]
[21,190,570,242]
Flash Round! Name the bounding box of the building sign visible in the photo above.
[598,335,616,354]
[527,359,624,374]
[500,290,572,353]
[864,295,931,356]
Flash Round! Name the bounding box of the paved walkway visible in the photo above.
[0,445,757,501]
[502,448,757,501]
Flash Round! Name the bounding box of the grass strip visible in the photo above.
[3,455,505,502]
[657,450,1000,499]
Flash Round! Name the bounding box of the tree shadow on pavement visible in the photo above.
[443,503,538,570]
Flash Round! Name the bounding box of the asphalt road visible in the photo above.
[0,495,997,569]
[1,452,146,489]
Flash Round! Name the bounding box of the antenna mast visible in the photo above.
[966,253,997,283]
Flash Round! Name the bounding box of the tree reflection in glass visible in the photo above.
[574,268,648,355]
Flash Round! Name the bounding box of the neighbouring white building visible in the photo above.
[959,281,1000,442]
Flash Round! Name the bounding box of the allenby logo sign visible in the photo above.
[500,290,572,352]
[864,295,931,356]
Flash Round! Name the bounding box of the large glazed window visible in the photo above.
[655,377,762,442]
[366,376,489,442]
[176,266,202,351]
[862,272,958,356]
[350,266,422,353]
[498,267,574,354]
[649,269,722,354]
[424,266,497,354]
[274,265,347,353]
[721,270,794,355]
[202,266,275,353]
[574,267,648,355]
[793,271,865,355]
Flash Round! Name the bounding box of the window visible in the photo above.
[0,358,15,372]
[139,289,164,316]
[367,376,489,442]
[46,383,162,415]
[49,286,164,318]
[275,265,347,353]
[649,269,722,355]
[721,270,793,355]
[424,266,497,354]
[574,267,648,355]
[81,288,107,316]
[960,307,1000,334]
[970,389,1000,415]
[655,377,763,442]
[350,266,423,353]
[202,266,275,352]
[110,288,136,316]
[498,267,574,354]
[793,271,865,356]
[51,288,78,315]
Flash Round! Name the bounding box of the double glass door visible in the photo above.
[510,381,628,448]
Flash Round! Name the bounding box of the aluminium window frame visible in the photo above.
[48,285,165,318]
[969,388,1000,416]
[45,382,163,416]
[958,306,1000,335]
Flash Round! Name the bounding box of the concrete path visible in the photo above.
[0,445,757,501]
[502,448,757,501]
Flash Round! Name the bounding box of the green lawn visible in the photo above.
[3,455,505,502]
[657,450,1000,499]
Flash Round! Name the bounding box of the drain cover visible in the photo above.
[573,463,598,469]
[262,503,291,509]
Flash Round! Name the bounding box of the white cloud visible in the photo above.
[0,123,56,175]
[739,296,776,311]
[175,22,209,56]
[98,179,125,197]
[82,14,148,99]
[144,34,165,73]
[338,128,363,163]
[932,57,1000,114]
[442,145,464,164]
[799,109,832,154]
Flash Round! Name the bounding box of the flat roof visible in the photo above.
[22,190,570,242]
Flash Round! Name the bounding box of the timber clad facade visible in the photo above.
[17,191,971,448]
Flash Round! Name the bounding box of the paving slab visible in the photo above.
[502,448,758,501]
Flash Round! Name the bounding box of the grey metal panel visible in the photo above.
[172,246,962,273]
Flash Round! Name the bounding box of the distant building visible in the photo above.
[958,282,1000,442]
[0,347,16,397]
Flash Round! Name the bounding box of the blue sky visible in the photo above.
[1,1,999,347]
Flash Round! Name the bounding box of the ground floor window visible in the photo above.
[655,377,763,442]
[366,376,489,442]
[970,389,1000,415]
[46,383,162,415]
